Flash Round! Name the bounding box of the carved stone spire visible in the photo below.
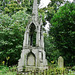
[32,0,38,21]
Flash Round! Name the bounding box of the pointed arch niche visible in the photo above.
[29,23,36,47]
[27,52,36,66]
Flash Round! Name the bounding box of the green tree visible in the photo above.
[44,33,60,63]
[4,1,23,16]
[50,2,75,66]
[0,0,24,16]
[0,0,40,16]
[46,0,65,21]
[0,9,29,65]
[41,0,65,64]
[21,0,40,14]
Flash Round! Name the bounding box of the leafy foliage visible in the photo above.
[0,0,40,16]
[0,0,23,15]
[44,33,60,63]
[46,0,65,21]
[0,9,29,65]
[50,2,75,66]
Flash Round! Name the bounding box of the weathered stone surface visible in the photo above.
[58,56,64,68]
[73,0,75,3]
[27,53,35,66]
[18,0,48,72]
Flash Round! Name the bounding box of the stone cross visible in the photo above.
[58,56,64,68]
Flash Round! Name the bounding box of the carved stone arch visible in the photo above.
[29,22,37,29]
[29,23,36,30]
[27,52,36,66]
[29,23,36,46]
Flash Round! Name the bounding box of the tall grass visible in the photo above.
[0,65,75,75]
[0,66,17,75]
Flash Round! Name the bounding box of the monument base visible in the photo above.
[18,47,48,72]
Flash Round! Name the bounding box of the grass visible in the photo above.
[0,66,17,75]
[0,65,75,75]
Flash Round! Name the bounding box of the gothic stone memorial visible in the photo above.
[18,0,48,72]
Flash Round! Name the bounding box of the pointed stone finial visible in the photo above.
[32,0,38,21]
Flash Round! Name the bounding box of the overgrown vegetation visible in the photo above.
[0,65,75,75]
[0,66,17,75]
[0,9,29,65]
[0,0,75,67]
[50,2,75,66]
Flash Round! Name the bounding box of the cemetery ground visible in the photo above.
[0,65,75,75]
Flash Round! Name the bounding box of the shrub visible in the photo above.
[72,66,75,71]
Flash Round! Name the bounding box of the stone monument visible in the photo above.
[58,56,64,68]
[18,0,48,72]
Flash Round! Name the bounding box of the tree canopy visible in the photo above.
[50,2,75,66]
[0,9,29,65]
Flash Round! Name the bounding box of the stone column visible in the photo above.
[26,31,29,46]
[41,31,44,48]
[36,31,38,46]
[36,26,40,47]
[38,31,40,47]
[23,31,27,48]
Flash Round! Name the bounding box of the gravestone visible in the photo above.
[58,56,64,68]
